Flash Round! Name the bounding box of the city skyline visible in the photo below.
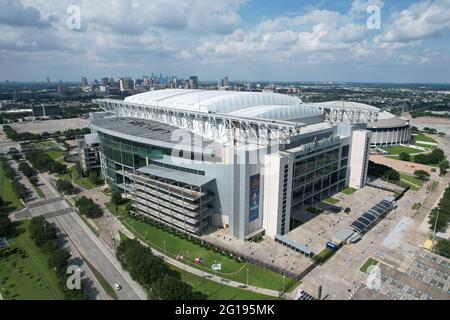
[0,0,449,83]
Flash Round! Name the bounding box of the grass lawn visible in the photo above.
[323,197,340,205]
[0,220,65,300]
[382,145,420,155]
[0,164,24,212]
[47,150,65,163]
[75,177,103,190]
[106,203,293,292]
[414,134,437,144]
[176,267,281,300]
[58,166,104,190]
[28,178,45,198]
[415,143,437,150]
[400,173,424,191]
[360,258,379,273]
[341,187,357,195]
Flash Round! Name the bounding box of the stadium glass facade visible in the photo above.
[292,145,349,210]
[98,132,170,190]
[98,131,214,235]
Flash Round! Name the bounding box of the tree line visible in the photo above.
[368,161,400,181]
[116,238,206,300]
[0,157,27,201]
[429,184,450,231]
[414,148,446,165]
[3,125,90,142]
[29,217,89,300]
[26,151,67,174]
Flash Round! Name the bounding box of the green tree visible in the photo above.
[124,202,133,216]
[116,239,205,300]
[12,181,27,200]
[41,239,59,255]
[88,171,99,185]
[439,160,449,176]
[57,179,74,195]
[152,274,205,300]
[29,217,57,247]
[429,148,445,164]
[18,162,34,177]
[434,240,450,259]
[414,170,430,181]
[75,196,101,219]
[399,152,411,162]
[74,161,83,178]
[382,169,400,181]
[48,248,71,275]
[111,191,123,213]
[0,213,13,236]
[29,176,39,186]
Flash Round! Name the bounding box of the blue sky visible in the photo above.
[0,0,449,83]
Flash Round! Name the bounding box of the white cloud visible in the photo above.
[1,0,449,81]
[378,0,450,43]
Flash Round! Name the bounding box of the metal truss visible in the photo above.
[93,99,305,145]
[319,107,379,124]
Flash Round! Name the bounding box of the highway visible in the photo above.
[10,166,147,300]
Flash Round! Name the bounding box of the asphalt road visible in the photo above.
[54,208,147,300]
[37,173,147,300]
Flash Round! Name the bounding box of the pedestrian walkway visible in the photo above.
[113,215,283,298]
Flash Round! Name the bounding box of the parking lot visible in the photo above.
[354,251,450,300]
[11,118,90,134]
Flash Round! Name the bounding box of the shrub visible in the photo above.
[414,170,430,181]
[399,152,411,162]
[56,179,74,195]
[75,196,102,219]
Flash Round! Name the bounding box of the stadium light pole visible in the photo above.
[282,275,286,293]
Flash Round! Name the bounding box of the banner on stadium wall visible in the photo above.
[249,174,260,222]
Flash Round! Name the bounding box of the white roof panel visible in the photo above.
[124,89,322,121]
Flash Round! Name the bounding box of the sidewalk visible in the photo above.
[110,213,284,299]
